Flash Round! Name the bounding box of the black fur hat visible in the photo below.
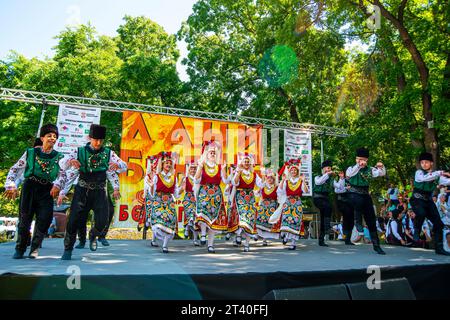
[418,152,433,162]
[356,147,369,158]
[39,124,59,139]
[321,160,332,169]
[89,124,106,139]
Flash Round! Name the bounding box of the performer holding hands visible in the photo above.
[180,161,200,246]
[145,152,180,253]
[255,168,281,246]
[194,141,228,253]
[5,124,66,259]
[229,153,263,252]
[313,160,344,247]
[270,159,309,250]
[346,147,386,255]
[61,124,126,260]
[410,152,450,255]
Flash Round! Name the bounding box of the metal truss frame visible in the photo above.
[0,88,348,137]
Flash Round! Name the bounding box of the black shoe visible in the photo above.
[282,239,287,245]
[13,250,25,259]
[150,240,158,247]
[200,236,206,246]
[225,233,231,241]
[208,246,215,253]
[288,245,296,250]
[99,238,110,246]
[370,231,385,255]
[75,241,86,249]
[243,245,250,252]
[61,250,72,260]
[318,239,329,247]
[89,238,98,252]
[262,240,268,246]
[373,245,386,255]
[236,236,242,245]
[162,247,169,254]
[436,248,450,256]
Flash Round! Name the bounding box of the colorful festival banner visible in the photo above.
[114,111,263,228]
[54,104,101,156]
[284,129,313,196]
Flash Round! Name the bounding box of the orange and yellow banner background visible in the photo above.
[113,111,263,228]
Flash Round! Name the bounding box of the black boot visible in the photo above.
[318,237,329,247]
[89,228,98,251]
[319,216,331,247]
[75,241,86,249]
[61,250,72,260]
[13,249,25,259]
[64,232,77,252]
[435,231,450,256]
[370,231,386,255]
[318,231,328,247]
[99,238,110,246]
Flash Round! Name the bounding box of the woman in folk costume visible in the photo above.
[141,155,158,235]
[229,153,264,252]
[194,140,228,253]
[270,158,309,250]
[224,164,236,241]
[146,151,181,253]
[5,124,66,259]
[255,168,281,246]
[181,161,200,246]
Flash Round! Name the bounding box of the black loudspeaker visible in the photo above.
[347,277,416,300]
[262,284,350,300]
[262,278,415,300]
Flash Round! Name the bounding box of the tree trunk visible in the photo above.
[382,29,424,149]
[371,0,439,166]
[277,87,300,123]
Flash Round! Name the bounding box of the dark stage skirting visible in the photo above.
[1,239,450,300]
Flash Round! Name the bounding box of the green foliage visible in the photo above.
[1,0,449,214]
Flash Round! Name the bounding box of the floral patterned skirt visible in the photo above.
[150,192,177,235]
[256,198,281,234]
[228,189,257,235]
[196,184,228,231]
[280,195,303,236]
[183,191,199,231]
[143,194,153,227]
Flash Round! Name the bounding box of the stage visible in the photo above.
[1,238,450,299]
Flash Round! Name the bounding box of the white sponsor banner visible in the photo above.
[284,129,312,196]
[55,104,101,156]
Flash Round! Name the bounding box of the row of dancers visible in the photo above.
[142,142,450,256]
[4,123,450,260]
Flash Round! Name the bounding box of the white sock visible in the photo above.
[200,223,207,237]
[163,235,170,248]
[291,239,296,246]
[193,230,198,241]
[208,229,215,247]
[244,236,250,247]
